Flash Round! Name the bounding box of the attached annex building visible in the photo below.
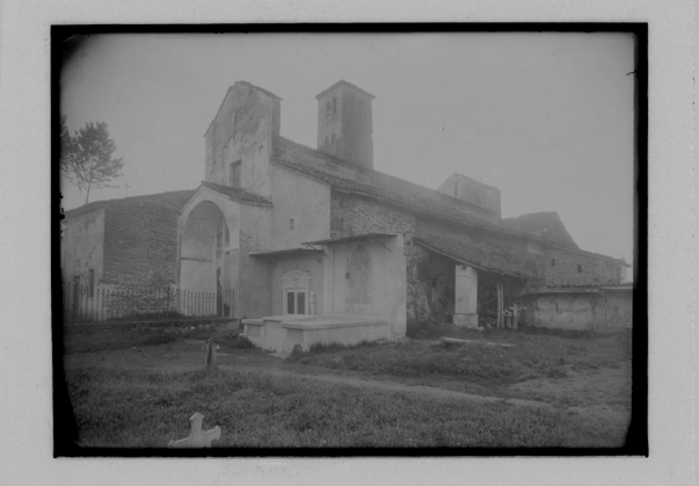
[175,80,628,351]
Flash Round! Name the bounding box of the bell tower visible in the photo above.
[315,80,375,170]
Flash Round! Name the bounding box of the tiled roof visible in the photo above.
[413,232,540,280]
[502,212,579,250]
[304,233,397,246]
[524,283,633,294]
[64,190,196,220]
[273,137,499,227]
[273,137,628,268]
[200,181,273,206]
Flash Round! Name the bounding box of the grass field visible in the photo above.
[61,321,633,449]
[65,366,627,448]
[290,323,631,386]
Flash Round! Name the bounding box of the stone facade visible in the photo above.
[543,246,620,286]
[523,286,632,331]
[316,80,375,170]
[63,191,194,291]
[330,191,416,239]
[63,79,628,336]
[205,82,281,198]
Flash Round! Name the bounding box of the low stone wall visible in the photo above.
[523,288,632,332]
[243,315,391,353]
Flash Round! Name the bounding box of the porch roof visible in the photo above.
[413,233,538,281]
[249,248,324,258]
[303,233,397,246]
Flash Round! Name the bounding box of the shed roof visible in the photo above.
[413,233,539,280]
[304,233,396,246]
[249,248,324,258]
[64,190,196,220]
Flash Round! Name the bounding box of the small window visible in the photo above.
[229,160,241,187]
[289,218,294,230]
[332,97,337,115]
[577,264,583,273]
[551,258,556,267]
[326,101,332,118]
[287,292,295,314]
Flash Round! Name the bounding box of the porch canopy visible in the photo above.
[413,232,538,281]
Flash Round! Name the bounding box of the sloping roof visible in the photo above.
[413,232,540,280]
[273,137,499,226]
[273,137,628,268]
[502,212,579,250]
[200,181,273,206]
[64,190,196,220]
[304,233,396,246]
[249,248,323,258]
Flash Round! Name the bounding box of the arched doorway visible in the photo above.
[179,200,234,316]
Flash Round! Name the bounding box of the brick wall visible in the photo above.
[102,192,193,291]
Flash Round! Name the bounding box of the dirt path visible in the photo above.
[222,363,555,409]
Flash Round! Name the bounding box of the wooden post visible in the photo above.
[496,282,504,329]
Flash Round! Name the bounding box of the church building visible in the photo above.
[175,80,628,352]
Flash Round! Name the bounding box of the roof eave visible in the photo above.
[413,237,536,281]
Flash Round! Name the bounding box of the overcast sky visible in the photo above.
[60,32,635,262]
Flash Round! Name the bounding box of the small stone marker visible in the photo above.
[168,412,221,448]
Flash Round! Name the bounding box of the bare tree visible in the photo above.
[60,118,124,205]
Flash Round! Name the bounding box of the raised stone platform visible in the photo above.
[242,314,391,353]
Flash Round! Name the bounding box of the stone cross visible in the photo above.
[168,412,221,448]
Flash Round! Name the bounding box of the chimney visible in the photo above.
[315,80,375,170]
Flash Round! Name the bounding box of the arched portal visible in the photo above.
[179,200,234,316]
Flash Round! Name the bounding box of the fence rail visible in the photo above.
[62,283,234,323]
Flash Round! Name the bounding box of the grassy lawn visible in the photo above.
[290,323,632,387]
[61,321,633,449]
[65,366,627,448]
[62,322,250,354]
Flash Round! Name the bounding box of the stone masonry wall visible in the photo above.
[330,191,416,238]
[404,240,437,324]
[544,247,620,286]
